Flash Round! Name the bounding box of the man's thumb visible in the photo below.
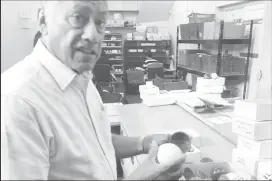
[148,141,159,161]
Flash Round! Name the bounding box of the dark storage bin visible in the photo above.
[180,23,205,40]
[202,55,217,73]
[188,24,198,40]
[153,76,188,91]
[180,24,191,40]
[193,55,203,70]
[126,70,145,84]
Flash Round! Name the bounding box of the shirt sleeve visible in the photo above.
[1,96,50,180]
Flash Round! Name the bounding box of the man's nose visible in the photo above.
[81,20,100,43]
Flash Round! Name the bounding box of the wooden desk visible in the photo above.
[117,104,236,165]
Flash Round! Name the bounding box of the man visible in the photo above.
[143,50,158,70]
[1,1,185,180]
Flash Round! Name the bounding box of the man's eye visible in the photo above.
[68,14,86,28]
[96,20,106,28]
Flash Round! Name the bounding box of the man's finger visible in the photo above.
[167,163,184,180]
[154,133,172,145]
[148,140,159,161]
[178,154,187,164]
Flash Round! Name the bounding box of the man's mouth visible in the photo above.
[77,48,96,55]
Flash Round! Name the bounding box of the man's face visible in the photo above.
[42,1,108,74]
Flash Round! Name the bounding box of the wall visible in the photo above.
[140,21,170,33]
[106,11,139,35]
[1,1,41,73]
[108,1,140,11]
[137,1,174,23]
[254,1,272,99]
[1,1,139,73]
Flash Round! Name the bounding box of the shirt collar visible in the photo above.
[33,40,93,90]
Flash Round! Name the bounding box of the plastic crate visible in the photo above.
[188,13,215,23]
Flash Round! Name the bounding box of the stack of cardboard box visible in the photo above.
[196,77,225,97]
[232,99,272,180]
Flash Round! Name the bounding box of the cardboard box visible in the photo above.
[256,160,272,180]
[232,148,270,177]
[237,136,272,159]
[197,77,225,87]
[230,161,257,180]
[142,94,176,107]
[182,161,232,179]
[214,22,245,39]
[196,85,225,94]
[203,22,216,39]
[234,99,272,121]
[139,85,160,99]
[232,117,272,141]
[185,145,202,163]
[146,26,158,34]
[126,33,133,40]
[134,36,145,40]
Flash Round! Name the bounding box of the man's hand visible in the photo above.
[154,162,185,180]
[125,141,186,180]
[143,133,171,154]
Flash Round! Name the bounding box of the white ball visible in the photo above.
[157,143,183,166]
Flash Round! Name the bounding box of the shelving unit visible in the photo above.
[106,26,136,29]
[103,40,122,42]
[175,20,254,99]
[97,33,124,82]
[123,40,171,94]
[99,33,123,65]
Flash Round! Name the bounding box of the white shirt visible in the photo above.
[1,40,117,180]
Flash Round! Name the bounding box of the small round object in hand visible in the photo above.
[157,143,183,166]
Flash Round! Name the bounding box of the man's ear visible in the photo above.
[37,8,48,36]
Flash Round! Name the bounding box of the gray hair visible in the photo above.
[40,1,108,20]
